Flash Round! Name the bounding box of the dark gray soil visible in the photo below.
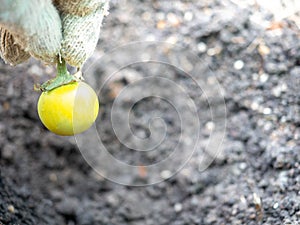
[1,0,300,225]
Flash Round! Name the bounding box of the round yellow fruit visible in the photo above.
[37,82,99,136]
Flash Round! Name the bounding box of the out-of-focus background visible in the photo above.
[0,0,300,224]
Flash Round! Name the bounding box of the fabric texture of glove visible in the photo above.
[54,0,109,67]
[0,27,31,65]
[0,0,62,65]
[0,0,109,67]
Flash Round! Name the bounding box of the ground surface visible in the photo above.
[0,0,300,224]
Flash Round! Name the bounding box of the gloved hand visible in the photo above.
[0,0,109,67]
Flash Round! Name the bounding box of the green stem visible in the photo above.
[57,58,68,78]
[40,58,78,92]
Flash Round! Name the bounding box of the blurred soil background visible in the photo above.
[0,0,300,224]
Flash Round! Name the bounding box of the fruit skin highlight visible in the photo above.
[37,82,99,136]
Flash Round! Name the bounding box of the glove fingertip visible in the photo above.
[59,0,109,67]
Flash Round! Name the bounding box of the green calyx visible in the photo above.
[36,58,83,92]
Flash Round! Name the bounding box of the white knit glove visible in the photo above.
[0,0,109,67]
